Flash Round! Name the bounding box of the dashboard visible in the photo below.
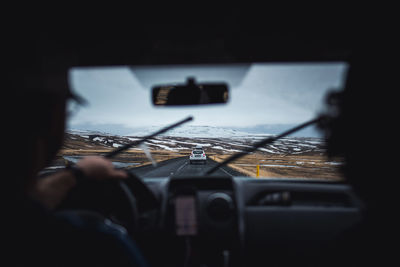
[140,176,363,266]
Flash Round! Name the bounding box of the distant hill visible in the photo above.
[231,124,322,138]
[66,128,326,155]
[69,123,322,138]
[127,124,321,138]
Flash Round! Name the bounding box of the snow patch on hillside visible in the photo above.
[66,128,325,155]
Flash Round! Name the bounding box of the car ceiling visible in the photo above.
[9,7,388,68]
[68,21,355,66]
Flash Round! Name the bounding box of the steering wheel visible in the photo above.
[57,171,159,236]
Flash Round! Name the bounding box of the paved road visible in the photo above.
[130,156,245,178]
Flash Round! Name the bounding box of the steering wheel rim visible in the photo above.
[57,170,158,236]
[117,179,139,233]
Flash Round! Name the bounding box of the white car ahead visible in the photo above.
[189,150,207,164]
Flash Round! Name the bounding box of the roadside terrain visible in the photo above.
[46,130,344,180]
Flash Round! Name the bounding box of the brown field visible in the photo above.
[57,148,188,168]
[55,146,344,180]
[49,132,345,180]
[210,153,344,180]
[54,135,189,168]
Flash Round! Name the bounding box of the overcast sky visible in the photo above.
[67,63,348,135]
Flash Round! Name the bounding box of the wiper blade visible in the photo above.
[105,116,193,158]
[205,116,323,175]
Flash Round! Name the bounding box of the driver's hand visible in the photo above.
[76,156,128,180]
[30,157,128,210]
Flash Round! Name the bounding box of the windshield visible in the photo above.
[193,151,204,154]
[50,63,347,180]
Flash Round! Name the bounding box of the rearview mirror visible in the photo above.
[152,78,229,106]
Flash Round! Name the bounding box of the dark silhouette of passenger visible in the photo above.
[316,50,395,266]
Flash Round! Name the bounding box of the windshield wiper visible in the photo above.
[104,116,193,158]
[205,116,324,175]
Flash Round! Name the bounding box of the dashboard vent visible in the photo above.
[252,191,353,207]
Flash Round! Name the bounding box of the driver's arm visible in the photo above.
[29,156,128,210]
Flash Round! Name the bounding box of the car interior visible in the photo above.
[10,8,392,267]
